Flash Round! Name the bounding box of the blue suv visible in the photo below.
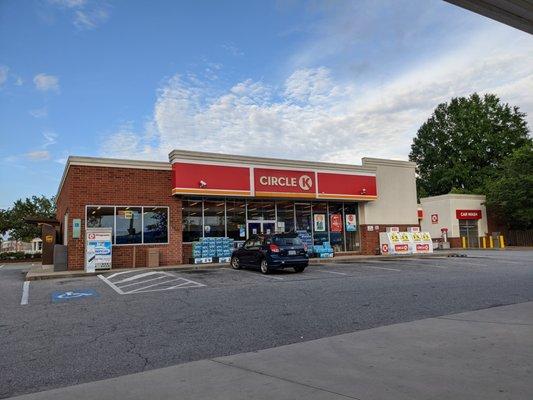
[230,233,308,274]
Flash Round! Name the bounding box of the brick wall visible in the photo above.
[360,224,419,255]
[56,165,182,270]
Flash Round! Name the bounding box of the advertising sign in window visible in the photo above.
[330,214,342,232]
[345,214,357,231]
[314,214,326,232]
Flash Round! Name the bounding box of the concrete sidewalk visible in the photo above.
[10,302,533,400]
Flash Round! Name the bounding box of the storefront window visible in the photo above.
[343,203,359,251]
[312,203,328,245]
[276,201,294,233]
[183,199,202,242]
[295,203,312,234]
[143,207,168,244]
[328,203,344,252]
[247,200,275,221]
[203,200,225,237]
[226,199,246,241]
[86,206,115,242]
[116,207,142,244]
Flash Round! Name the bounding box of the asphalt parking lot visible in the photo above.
[1,250,532,398]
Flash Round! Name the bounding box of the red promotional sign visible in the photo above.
[254,168,315,196]
[381,243,389,254]
[431,214,439,224]
[395,244,409,252]
[456,209,482,220]
[416,244,430,251]
[330,214,343,232]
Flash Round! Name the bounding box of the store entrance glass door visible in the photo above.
[247,220,276,237]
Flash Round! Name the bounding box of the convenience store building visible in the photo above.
[55,149,420,270]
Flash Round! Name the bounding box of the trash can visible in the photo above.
[147,248,160,267]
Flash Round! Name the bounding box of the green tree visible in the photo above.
[0,196,56,242]
[409,93,531,197]
[484,144,533,229]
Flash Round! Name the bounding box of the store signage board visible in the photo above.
[456,209,482,220]
[431,214,439,224]
[171,162,377,200]
[72,219,81,239]
[85,228,112,272]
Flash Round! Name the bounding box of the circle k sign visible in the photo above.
[431,214,439,224]
[381,243,389,253]
[298,175,313,191]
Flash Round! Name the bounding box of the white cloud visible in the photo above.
[0,65,9,87]
[43,132,58,148]
[73,7,109,30]
[29,108,48,118]
[221,42,244,57]
[33,73,60,92]
[26,151,51,161]
[101,25,533,166]
[47,0,109,30]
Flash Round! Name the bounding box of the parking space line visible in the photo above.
[316,270,348,276]
[98,275,125,295]
[20,281,30,305]
[117,275,168,289]
[114,271,169,284]
[0,264,5,269]
[127,277,197,293]
[221,267,284,280]
[361,265,401,272]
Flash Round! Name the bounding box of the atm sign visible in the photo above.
[456,209,482,220]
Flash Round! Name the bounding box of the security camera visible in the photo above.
[199,180,207,188]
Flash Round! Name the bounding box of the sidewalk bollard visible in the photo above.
[489,236,494,249]
[482,236,487,249]
[499,235,505,249]
[461,236,467,249]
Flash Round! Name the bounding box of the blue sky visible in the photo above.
[0,0,532,209]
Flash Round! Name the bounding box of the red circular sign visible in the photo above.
[381,244,389,253]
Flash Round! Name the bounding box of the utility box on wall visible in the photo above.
[148,248,160,267]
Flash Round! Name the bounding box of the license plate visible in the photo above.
[288,250,296,256]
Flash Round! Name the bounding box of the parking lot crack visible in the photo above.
[124,336,149,370]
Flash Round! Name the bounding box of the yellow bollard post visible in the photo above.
[482,236,486,249]
[499,235,505,249]
[489,236,494,249]
[461,236,467,249]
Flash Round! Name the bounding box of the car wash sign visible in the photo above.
[85,228,112,272]
[254,168,316,198]
[456,209,482,220]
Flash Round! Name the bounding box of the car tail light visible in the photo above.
[269,244,280,253]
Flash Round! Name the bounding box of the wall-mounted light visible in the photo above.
[199,180,207,188]
[360,188,367,195]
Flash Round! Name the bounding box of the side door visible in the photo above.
[247,237,264,268]
[239,238,258,266]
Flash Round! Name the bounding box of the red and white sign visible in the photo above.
[330,214,343,232]
[394,244,409,253]
[254,168,315,196]
[456,209,482,220]
[431,214,439,224]
[381,243,389,254]
[416,243,430,252]
[171,161,377,200]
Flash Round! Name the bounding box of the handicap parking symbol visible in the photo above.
[52,289,99,302]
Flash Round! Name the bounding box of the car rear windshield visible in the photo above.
[272,236,303,246]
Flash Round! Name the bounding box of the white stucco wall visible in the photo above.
[420,194,488,238]
[359,158,418,225]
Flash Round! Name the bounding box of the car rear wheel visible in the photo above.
[260,259,270,274]
[294,266,306,273]
[230,256,241,269]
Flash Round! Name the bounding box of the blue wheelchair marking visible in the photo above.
[52,289,99,302]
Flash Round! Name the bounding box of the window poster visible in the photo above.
[330,214,342,232]
[314,214,326,232]
[345,214,357,231]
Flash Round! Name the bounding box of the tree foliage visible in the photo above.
[484,144,533,229]
[409,93,531,196]
[0,196,56,242]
